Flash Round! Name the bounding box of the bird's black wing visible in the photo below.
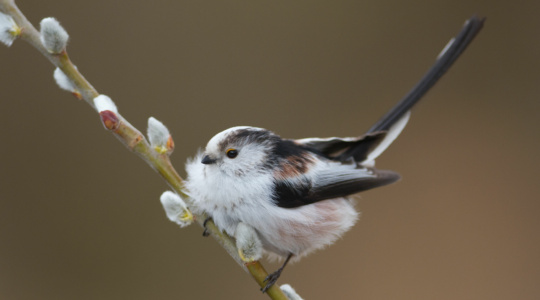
[294,132,386,162]
[272,160,400,208]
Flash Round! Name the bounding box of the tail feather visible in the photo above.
[366,15,485,134]
[296,16,484,165]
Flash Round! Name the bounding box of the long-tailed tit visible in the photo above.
[185,16,484,292]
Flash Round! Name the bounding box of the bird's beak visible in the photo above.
[201,155,217,165]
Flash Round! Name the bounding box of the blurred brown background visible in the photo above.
[1,0,539,299]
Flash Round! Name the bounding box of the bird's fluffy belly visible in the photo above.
[185,158,359,261]
[254,197,359,261]
[200,196,358,261]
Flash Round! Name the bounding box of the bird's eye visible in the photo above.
[226,148,238,159]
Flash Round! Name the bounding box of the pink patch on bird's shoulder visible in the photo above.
[274,154,314,179]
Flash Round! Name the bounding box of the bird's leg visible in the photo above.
[202,217,212,237]
[261,253,293,293]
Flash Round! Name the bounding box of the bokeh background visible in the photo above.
[1,0,539,299]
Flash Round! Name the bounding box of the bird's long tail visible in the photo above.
[366,15,485,134]
[337,15,484,164]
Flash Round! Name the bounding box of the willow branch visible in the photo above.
[0,1,288,298]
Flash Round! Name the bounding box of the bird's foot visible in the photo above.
[261,268,283,293]
[261,253,293,293]
[202,217,212,237]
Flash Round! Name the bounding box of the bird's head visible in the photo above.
[201,126,279,177]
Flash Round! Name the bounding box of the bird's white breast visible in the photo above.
[185,152,276,236]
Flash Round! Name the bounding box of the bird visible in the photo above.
[184,16,484,292]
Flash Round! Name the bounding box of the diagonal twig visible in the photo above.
[0,0,288,298]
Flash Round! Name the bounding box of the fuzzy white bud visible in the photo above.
[160,191,193,228]
[280,284,304,300]
[39,17,69,53]
[148,117,173,154]
[235,222,262,262]
[53,67,78,93]
[93,95,118,114]
[0,11,21,47]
